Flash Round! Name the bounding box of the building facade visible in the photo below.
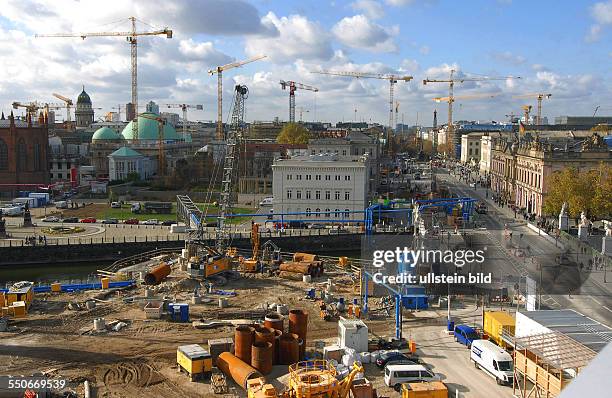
[479,135,493,174]
[108,147,154,181]
[460,133,484,164]
[490,133,611,216]
[272,153,369,222]
[0,112,49,194]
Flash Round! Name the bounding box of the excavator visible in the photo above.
[247,361,366,398]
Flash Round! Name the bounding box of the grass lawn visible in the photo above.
[95,203,255,223]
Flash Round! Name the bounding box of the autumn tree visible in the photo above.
[543,164,612,219]
[276,123,310,144]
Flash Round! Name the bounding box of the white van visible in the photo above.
[259,197,273,207]
[470,339,514,385]
[384,364,439,391]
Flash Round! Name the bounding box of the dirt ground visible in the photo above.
[0,267,511,398]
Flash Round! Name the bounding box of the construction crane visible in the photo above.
[12,101,43,120]
[312,70,413,139]
[512,93,551,126]
[164,104,203,138]
[297,107,309,122]
[208,55,266,140]
[279,80,319,123]
[423,70,520,155]
[394,101,400,133]
[215,85,249,253]
[522,105,533,124]
[139,113,167,177]
[52,93,74,126]
[37,17,173,140]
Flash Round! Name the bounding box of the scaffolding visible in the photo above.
[512,331,596,398]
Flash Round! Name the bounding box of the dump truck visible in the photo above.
[483,311,515,348]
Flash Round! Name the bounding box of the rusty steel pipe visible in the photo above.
[279,333,300,365]
[289,309,308,360]
[264,313,284,332]
[273,329,282,365]
[143,262,171,285]
[251,341,273,375]
[217,352,263,390]
[234,325,255,364]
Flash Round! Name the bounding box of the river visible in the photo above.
[0,262,111,286]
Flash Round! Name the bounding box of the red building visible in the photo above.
[0,112,50,194]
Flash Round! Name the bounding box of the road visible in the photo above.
[437,168,612,327]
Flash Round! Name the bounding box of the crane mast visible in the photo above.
[215,85,248,253]
[36,17,173,140]
[279,80,318,123]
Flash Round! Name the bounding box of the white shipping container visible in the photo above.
[337,318,369,353]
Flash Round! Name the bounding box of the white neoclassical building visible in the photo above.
[108,147,154,181]
[272,153,369,222]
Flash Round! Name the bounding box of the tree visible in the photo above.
[276,123,310,144]
[543,164,612,219]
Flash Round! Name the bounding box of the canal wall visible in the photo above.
[0,234,364,266]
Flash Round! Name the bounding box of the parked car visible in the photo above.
[42,216,60,222]
[454,325,480,348]
[308,223,326,229]
[102,218,118,224]
[143,219,159,225]
[80,217,96,223]
[470,339,514,385]
[330,228,349,235]
[110,201,121,208]
[375,351,416,369]
[384,364,439,391]
[161,220,175,226]
[61,217,79,223]
[124,218,139,225]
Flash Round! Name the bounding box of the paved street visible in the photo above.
[437,168,612,327]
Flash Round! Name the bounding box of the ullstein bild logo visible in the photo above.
[371,247,491,285]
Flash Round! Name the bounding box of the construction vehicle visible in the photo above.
[37,17,173,139]
[209,55,266,139]
[246,361,365,398]
[279,80,319,123]
[176,344,212,382]
[240,222,261,272]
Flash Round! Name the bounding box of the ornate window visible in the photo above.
[0,139,8,170]
[17,139,27,171]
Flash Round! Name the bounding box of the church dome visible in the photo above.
[92,126,122,141]
[77,87,92,105]
[121,112,183,141]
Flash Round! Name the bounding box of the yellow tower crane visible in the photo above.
[208,55,266,140]
[311,69,413,147]
[52,93,74,128]
[512,93,552,126]
[423,70,520,156]
[36,17,173,140]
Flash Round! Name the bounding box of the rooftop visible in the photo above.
[109,146,144,158]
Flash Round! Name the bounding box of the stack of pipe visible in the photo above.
[288,309,308,360]
[278,253,324,280]
[234,325,255,364]
[264,313,284,364]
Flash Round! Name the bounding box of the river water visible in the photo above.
[0,262,111,286]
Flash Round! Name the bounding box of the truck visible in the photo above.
[131,201,172,214]
[470,339,514,385]
[483,311,515,348]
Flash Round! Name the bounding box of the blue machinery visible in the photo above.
[362,197,476,339]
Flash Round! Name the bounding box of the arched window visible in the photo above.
[344,209,350,218]
[17,139,27,171]
[33,142,41,171]
[0,139,8,170]
[315,208,321,218]
[306,208,311,217]
[334,209,340,218]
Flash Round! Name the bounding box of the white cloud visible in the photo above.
[491,51,526,65]
[586,1,612,42]
[332,15,398,52]
[385,0,415,6]
[351,0,385,19]
[245,12,333,63]
[178,39,233,66]
[419,45,430,55]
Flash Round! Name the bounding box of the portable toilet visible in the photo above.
[169,303,189,322]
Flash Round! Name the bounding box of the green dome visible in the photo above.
[92,126,122,141]
[121,112,182,141]
[77,87,91,104]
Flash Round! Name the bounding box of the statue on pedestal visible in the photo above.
[0,209,6,238]
[23,202,33,228]
[578,210,590,241]
[558,202,569,232]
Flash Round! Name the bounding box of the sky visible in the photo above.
[0,0,611,126]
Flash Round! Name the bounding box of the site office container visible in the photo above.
[177,344,212,381]
[483,311,515,348]
[401,381,448,398]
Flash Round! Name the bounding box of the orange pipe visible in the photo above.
[217,352,263,390]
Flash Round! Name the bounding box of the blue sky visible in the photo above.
[0,0,610,125]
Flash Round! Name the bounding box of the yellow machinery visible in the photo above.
[286,360,364,398]
[240,223,261,272]
[4,282,34,309]
[177,344,212,381]
[187,246,232,281]
[401,381,448,398]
